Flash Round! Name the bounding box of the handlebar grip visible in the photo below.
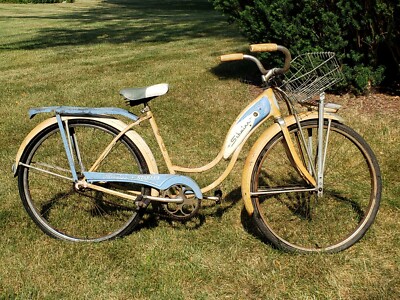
[249,43,278,52]
[220,53,244,62]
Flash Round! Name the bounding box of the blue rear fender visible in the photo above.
[29,106,139,121]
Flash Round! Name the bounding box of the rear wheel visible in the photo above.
[18,119,150,242]
[249,120,381,253]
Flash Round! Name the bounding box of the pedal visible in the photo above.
[203,190,223,204]
[214,189,223,204]
[134,195,151,210]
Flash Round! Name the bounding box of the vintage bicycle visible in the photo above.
[13,44,381,253]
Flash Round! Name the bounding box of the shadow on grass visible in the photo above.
[211,59,262,85]
[223,187,276,247]
[135,186,243,232]
[1,0,238,50]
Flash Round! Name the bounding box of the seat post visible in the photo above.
[146,109,176,174]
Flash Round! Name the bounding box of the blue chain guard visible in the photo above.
[83,172,203,199]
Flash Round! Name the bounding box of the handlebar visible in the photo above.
[220,43,291,82]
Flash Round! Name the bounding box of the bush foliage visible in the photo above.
[211,0,400,92]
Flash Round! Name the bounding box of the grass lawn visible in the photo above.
[0,0,399,299]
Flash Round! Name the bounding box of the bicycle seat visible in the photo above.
[120,83,169,106]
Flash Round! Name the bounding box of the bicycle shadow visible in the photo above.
[218,187,273,245]
[135,186,272,247]
[135,186,244,232]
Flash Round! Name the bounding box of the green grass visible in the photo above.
[0,0,399,299]
[0,0,73,3]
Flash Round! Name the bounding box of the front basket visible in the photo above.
[280,52,343,103]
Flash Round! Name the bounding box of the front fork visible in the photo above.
[316,92,329,197]
[277,92,330,196]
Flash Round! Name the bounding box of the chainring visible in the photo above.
[159,185,201,221]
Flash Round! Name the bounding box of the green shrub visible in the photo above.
[211,0,400,93]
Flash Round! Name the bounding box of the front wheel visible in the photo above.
[248,120,381,253]
[18,119,150,242]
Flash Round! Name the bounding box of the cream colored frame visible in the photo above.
[14,88,343,212]
[146,88,280,195]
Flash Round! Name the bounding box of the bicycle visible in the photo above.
[13,43,381,253]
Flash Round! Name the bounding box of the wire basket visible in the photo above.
[280,52,343,103]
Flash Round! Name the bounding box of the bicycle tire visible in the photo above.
[18,118,150,242]
[249,119,381,253]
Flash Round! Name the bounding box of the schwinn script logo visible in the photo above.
[223,114,256,159]
[228,119,252,148]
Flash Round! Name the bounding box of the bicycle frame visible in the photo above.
[13,85,343,210]
[14,85,344,215]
